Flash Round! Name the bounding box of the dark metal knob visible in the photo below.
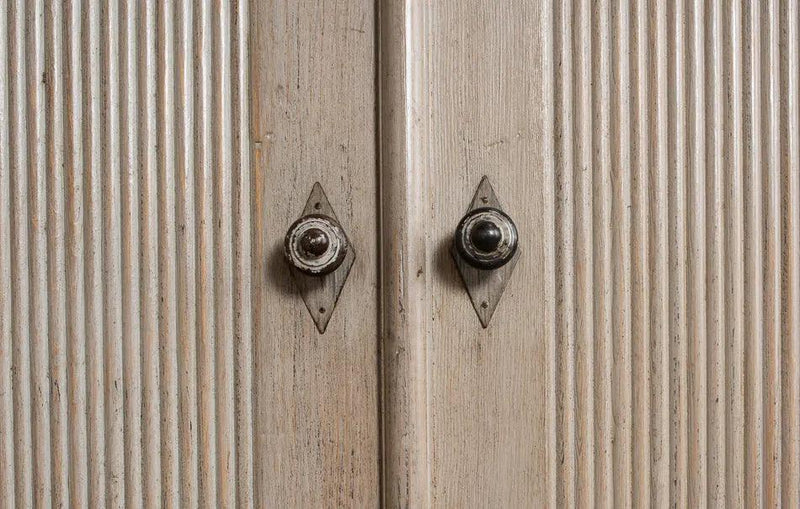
[470,220,503,252]
[299,228,330,257]
[285,214,348,275]
[454,207,518,270]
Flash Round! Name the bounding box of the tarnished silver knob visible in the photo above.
[454,207,518,270]
[284,214,349,276]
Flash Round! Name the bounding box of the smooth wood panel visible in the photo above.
[379,1,556,505]
[249,0,381,506]
[422,2,555,505]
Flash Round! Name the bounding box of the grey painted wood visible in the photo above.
[2,1,799,507]
[285,182,357,333]
[249,0,380,506]
[0,1,255,506]
[378,0,800,507]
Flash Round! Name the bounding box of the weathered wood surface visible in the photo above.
[0,0,256,506]
[380,0,800,507]
[249,0,380,506]
[0,0,379,506]
[551,0,800,506]
[379,1,555,506]
[2,0,800,507]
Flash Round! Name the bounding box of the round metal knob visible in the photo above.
[285,214,348,275]
[454,207,518,270]
[470,220,503,253]
[299,228,330,257]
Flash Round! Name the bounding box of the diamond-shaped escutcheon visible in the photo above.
[451,176,520,328]
[285,183,355,333]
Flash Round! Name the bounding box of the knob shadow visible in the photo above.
[434,235,465,292]
[267,241,297,295]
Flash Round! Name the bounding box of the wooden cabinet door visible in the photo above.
[249,1,380,506]
[0,1,379,507]
[379,1,800,507]
[2,1,800,508]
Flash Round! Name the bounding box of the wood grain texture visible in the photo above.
[381,0,800,506]
[379,0,556,506]
[0,1,255,506]
[2,0,799,506]
[249,0,380,506]
[378,0,433,505]
[424,1,556,503]
[551,0,800,507]
[1,0,380,506]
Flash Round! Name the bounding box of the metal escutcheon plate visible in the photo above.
[451,176,520,328]
[284,183,355,333]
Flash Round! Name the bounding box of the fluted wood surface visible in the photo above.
[2,1,799,507]
[0,1,255,506]
[551,0,800,506]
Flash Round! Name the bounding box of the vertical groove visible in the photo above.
[554,0,576,504]
[86,0,108,503]
[688,0,708,505]
[762,1,782,506]
[177,0,199,504]
[159,0,180,506]
[10,0,33,505]
[784,0,800,505]
[592,0,614,504]
[234,0,254,505]
[215,1,236,506]
[707,0,727,503]
[575,0,595,504]
[122,0,143,505]
[744,0,765,505]
[105,0,126,505]
[142,0,162,504]
[544,1,559,505]
[668,0,689,505]
[651,0,671,503]
[66,0,89,505]
[47,0,69,503]
[0,0,14,504]
[612,0,633,504]
[197,0,217,504]
[30,0,53,504]
[725,1,746,504]
[631,0,651,503]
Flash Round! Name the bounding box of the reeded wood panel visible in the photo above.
[0,1,254,506]
[551,0,800,507]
